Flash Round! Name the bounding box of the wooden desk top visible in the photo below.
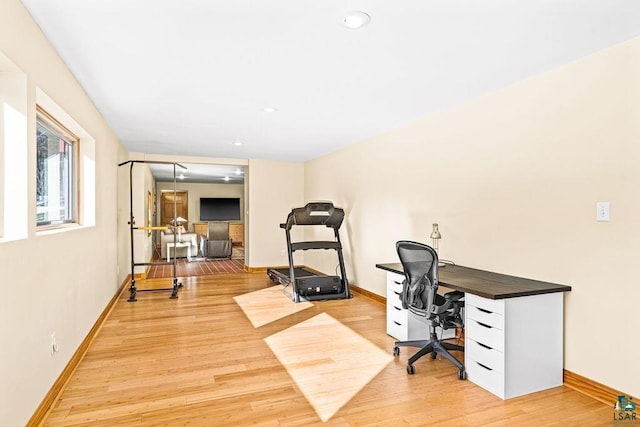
[375,262,571,300]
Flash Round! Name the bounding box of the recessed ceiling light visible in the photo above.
[223,176,230,182]
[263,107,278,113]
[179,173,185,179]
[235,168,242,175]
[342,11,370,29]
[233,140,243,147]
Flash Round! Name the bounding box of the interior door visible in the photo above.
[160,191,188,226]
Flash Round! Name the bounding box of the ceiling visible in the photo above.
[21,1,640,167]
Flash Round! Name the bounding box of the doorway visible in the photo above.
[160,190,188,226]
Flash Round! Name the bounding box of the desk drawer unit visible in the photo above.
[465,294,506,398]
[464,292,564,399]
[385,272,454,341]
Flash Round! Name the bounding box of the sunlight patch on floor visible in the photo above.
[264,312,393,422]
[233,285,313,328]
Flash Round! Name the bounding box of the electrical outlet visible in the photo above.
[51,332,58,355]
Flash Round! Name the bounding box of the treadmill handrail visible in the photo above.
[281,201,344,230]
[291,241,341,251]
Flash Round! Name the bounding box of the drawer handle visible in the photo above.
[476,321,492,329]
[393,306,402,311]
[393,321,401,326]
[477,342,493,350]
[477,307,493,314]
[393,281,403,285]
[476,362,493,371]
[393,291,401,296]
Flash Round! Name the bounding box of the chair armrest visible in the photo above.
[443,290,464,302]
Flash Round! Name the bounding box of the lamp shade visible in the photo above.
[430,223,441,240]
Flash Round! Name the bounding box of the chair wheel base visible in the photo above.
[407,364,415,375]
[393,346,400,356]
[458,370,466,380]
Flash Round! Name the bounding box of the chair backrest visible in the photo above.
[208,222,230,240]
[396,240,439,317]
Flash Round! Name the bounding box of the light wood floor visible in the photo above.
[43,273,611,426]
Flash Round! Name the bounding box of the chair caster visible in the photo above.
[430,351,437,359]
[458,370,466,380]
[393,346,400,356]
[407,364,415,375]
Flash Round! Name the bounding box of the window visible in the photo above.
[36,106,78,227]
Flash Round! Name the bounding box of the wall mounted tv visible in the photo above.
[200,198,241,221]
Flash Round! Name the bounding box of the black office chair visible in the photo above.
[393,240,466,379]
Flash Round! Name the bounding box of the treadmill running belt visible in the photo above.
[273,267,322,278]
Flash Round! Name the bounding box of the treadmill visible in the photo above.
[267,202,351,303]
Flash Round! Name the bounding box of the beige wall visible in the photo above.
[0,0,124,425]
[132,163,155,272]
[155,181,244,227]
[305,37,640,397]
[117,161,156,276]
[117,148,131,282]
[246,159,305,268]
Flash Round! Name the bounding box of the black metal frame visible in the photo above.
[118,160,187,301]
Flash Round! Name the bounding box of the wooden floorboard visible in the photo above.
[43,272,612,426]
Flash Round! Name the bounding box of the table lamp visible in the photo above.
[173,216,187,242]
[430,223,445,267]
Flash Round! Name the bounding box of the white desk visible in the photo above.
[377,263,571,400]
[167,242,191,261]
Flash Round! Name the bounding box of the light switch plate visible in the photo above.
[596,202,610,221]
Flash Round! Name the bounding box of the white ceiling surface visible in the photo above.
[21,1,640,163]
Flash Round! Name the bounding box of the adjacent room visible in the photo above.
[146,162,246,279]
[1,1,639,425]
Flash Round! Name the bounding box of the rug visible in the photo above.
[233,285,313,328]
[264,312,393,422]
[146,255,244,278]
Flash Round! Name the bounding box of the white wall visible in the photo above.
[305,37,640,398]
[0,1,124,425]
[0,55,27,241]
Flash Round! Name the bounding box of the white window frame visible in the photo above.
[35,87,96,235]
[36,105,79,228]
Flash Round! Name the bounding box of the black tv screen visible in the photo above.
[200,198,241,221]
